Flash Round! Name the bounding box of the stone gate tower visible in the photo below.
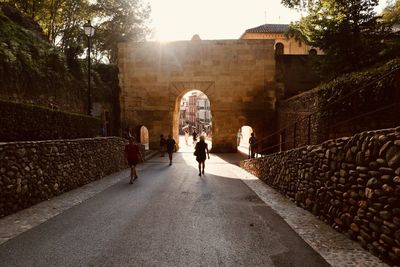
[118,39,277,152]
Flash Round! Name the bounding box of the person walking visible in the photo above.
[159,134,166,157]
[166,134,176,166]
[184,129,189,145]
[194,135,210,176]
[123,127,131,140]
[192,130,198,146]
[125,136,143,184]
[237,129,243,146]
[249,132,257,159]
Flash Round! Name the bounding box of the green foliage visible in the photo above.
[0,9,70,91]
[379,0,400,59]
[285,0,391,77]
[281,0,321,10]
[0,9,121,117]
[381,0,400,24]
[0,99,101,142]
[3,0,151,63]
[92,0,151,63]
[317,58,400,118]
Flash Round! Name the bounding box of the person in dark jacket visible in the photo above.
[192,130,198,146]
[159,134,166,157]
[194,135,210,176]
[249,132,257,159]
[166,134,176,166]
[125,137,142,183]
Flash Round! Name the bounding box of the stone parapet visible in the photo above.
[240,126,400,265]
[0,137,127,218]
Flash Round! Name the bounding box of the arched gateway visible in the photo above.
[118,39,277,152]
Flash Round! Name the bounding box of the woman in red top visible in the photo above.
[125,136,142,184]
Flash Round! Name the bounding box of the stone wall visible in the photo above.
[118,39,277,152]
[0,137,127,218]
[275,55,322,99]
[240,127,400,264]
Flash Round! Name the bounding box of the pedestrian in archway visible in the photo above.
[194,135,210,176]
[192,130,198,146]
[249,132,257,159]
[159,134,166,157]
[125,136,142,184]
[184,129,189,145]
[166,134,176,166]
[237,129,242,147]
[123,127,131,140]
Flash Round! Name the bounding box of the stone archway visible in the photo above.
[172,83,215,146]
[118,39,278,152]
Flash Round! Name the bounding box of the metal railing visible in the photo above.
[251,67,400,158]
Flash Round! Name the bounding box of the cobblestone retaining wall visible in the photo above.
[0,137,127,218]
[240,127,400,264]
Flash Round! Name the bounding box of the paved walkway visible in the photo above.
[0,145,387,266]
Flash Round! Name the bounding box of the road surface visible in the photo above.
[0,149,329,267]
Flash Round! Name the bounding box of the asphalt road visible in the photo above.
[0,151,330,267]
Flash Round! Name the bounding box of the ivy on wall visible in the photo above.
[318,59,400,119]
[0,100,101,142]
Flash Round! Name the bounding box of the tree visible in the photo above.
[2,0,47,19]
[3,0,151,63]
[380,0,400,59]
[281,0,321,10]
[284,0,390,76]
[92,0,151,63]
[381,0,400,25]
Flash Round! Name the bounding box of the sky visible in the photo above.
[146,0,392,41]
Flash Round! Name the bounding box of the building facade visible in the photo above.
[180,91,212,135]
[187,93,197,127]
[196,92,212,134]
[240,24,323,55]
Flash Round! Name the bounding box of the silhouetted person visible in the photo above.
[159,134,166,157]
[184,128,189,145]
[194,135,210,176]
[123,127,131,140]
[249,132,257,159]
[125,136,142,183]
[166,134,176,166]
[192,130,198,146]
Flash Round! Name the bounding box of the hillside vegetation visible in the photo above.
[0,8,87,112]
[0,5,119,115]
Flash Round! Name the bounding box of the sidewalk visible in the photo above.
[231,163,388,267]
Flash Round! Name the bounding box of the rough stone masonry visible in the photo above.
[0,137,127,218]
[241,126,400,265]
[118,39,277,152]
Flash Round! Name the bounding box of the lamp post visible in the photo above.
[83,20,95,115]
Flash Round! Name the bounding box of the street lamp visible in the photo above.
[83,20,95,115]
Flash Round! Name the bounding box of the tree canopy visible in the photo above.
[283,0,390,76]
[3,0,151,63]
[381,0,400,25]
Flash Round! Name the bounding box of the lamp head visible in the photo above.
[83,20,95,37]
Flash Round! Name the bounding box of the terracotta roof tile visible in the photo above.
[245,24,289,33]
